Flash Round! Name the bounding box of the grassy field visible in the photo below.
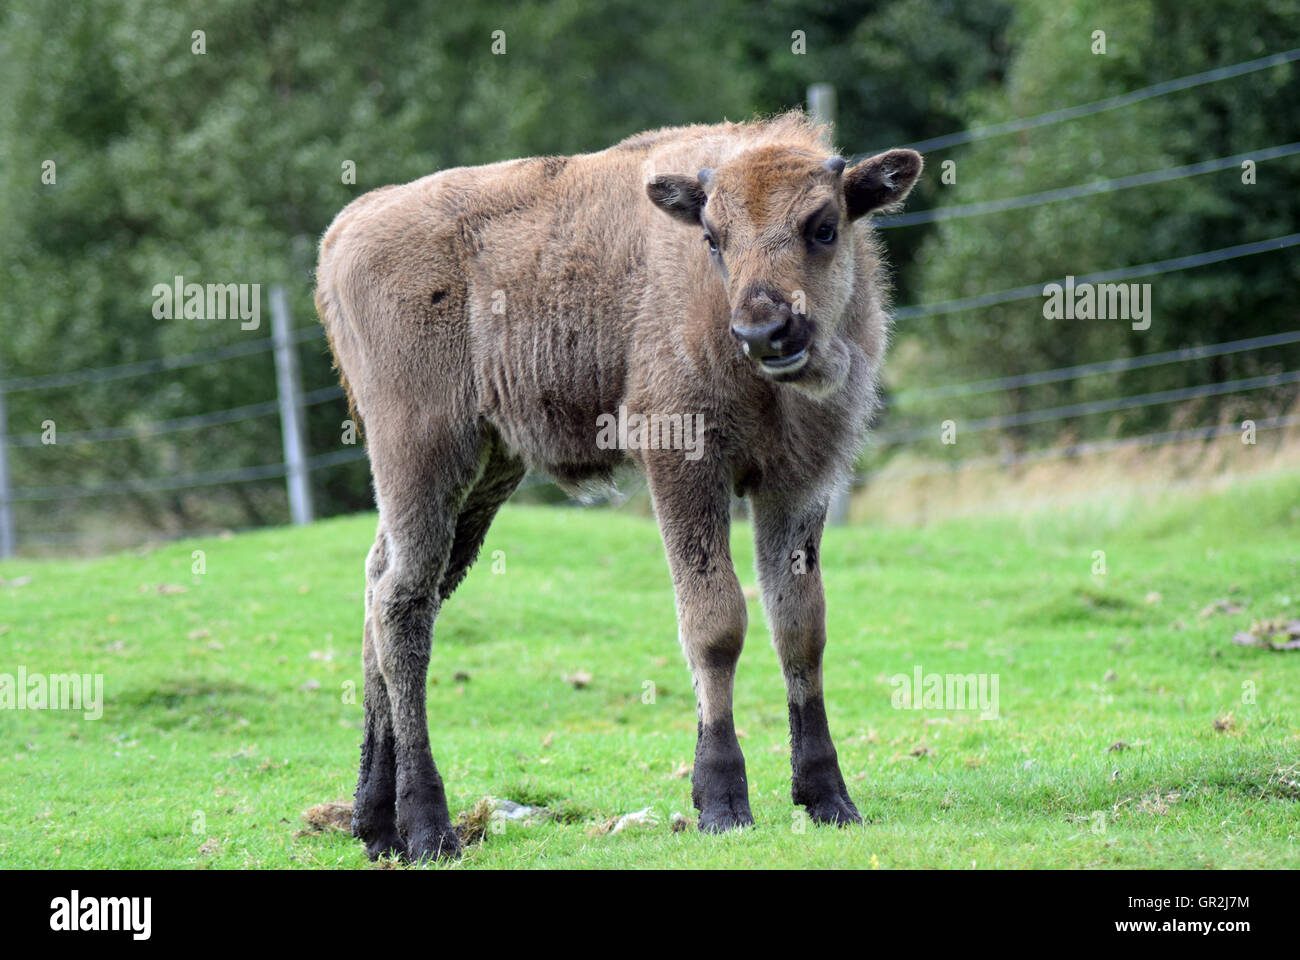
[2,471,1298,869]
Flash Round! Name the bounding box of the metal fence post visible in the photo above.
[0,376,14,557]
[808,82,836,135]
[270,285,314,525]
[809,83,852,526]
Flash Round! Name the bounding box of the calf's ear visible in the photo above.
[647,174,706,224]
[843,149,923,220]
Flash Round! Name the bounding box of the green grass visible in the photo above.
[2,472,1299,869]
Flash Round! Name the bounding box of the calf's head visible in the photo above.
[648,146,922,393]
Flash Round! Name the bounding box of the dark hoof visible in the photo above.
[361,831,407,861]
[402,827,463,863]
[353,811,408,861]
[804,794,863,826]
[698,801,754,833]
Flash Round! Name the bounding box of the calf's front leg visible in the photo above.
[752,493,861,825]
[646,457,752,832]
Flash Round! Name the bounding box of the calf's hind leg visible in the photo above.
[352,527,405,860]
[437,433,526,601]
[364,423,489,862]
[751,493,861,825]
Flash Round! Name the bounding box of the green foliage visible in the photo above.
[0,0,1291,541]
[892,0,1300,453]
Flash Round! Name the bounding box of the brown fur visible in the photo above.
[316,111,922,860]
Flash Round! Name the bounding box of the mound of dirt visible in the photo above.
[298,800,353,836]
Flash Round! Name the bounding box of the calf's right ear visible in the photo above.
[647,174,706,224]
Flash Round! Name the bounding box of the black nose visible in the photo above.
[731,304,793,360]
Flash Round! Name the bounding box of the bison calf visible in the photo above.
[316,112,922,861]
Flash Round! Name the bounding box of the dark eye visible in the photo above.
[703,233,719,254]
[814,222,837,244]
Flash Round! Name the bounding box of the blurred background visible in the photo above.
[1,0,1297,554]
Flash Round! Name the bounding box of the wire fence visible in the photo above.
[892,330,1300,403]
[892,232,1300,320]
[861,413,1300,484]
[3,48,1299,552]
[868,47,1300,155]
[876,141,1300,229]
[877,369,1300,444]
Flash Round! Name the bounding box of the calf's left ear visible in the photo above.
[647,174,706,224]
[843,149,923,220]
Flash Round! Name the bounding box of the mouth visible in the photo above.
[758,346,810,377]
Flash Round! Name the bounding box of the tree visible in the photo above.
[893,0,1300,451]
